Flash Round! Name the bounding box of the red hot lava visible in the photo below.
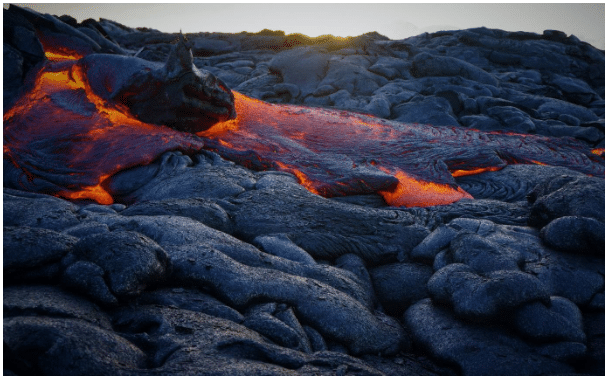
[199,92,603,207]
[3,50,604,207]
[3,58,205,204]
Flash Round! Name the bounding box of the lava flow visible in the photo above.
[199,91,604,207]
[4,51,604,207]
[3,58,205,204]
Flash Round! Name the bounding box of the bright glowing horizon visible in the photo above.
[9,3,606,50]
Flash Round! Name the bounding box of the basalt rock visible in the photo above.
[2,10,605,376]
[404,299,575,375]
[92,36,236,133]
[528,175,605,227]
[4,226,78,284]
[61,230,171,303]
[4,316,147,375]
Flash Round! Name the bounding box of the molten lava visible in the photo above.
[3,59,205,204]
[199,92,603,207]
[4,49,604,207]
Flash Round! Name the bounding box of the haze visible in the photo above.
[10,3,606,50]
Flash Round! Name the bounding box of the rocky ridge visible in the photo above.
[3,5,605,375]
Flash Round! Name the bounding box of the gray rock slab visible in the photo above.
[4,226,78,282]
[428,263,550,321]
[404,298,575,375]
[166,243,407,356]
[3,189,80,231]
[4,316,146,375]
[369,262,433,316]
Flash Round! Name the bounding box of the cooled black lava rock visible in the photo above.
[540,215,605,256]
[4,226,78,284]
[2,9,605,375]
[404,298,576,375]
[528,175,605,228]
[61,230,171,303]
[83,36,237,133]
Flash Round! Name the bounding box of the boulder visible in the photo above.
[428,263,550,321]
[540,216,605,256]
[404,299,575,375]
[369,262,433,316]
[4,226,78,283]
[411,52,499,86]
[62,230,171,301]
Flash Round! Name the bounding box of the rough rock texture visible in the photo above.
[3,4,604,375]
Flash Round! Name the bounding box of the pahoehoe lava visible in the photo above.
[3,37,603,207]
[3,4,605,376]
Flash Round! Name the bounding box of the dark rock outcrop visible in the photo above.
[3,5,604,375]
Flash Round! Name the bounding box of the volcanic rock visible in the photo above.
[523,248,605,307]
[166,243,407,355]
[513,296,586,343]
[528,174,605,227]
[4,316,147,375]
[4,188,81,231]
[82,36,237,132]
[428,263,550,321]
[3,285,112,329]
[369,262,433,316]
[540,215,605,255]
[404,298,575,375]
[4,226,78,284]
[62,231,171,302]
[411,52,499,87]
[2,7,605,375]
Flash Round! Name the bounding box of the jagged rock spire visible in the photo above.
[164,32,197,79]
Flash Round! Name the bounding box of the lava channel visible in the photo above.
[199,91,603,207]
[4,57,604,207]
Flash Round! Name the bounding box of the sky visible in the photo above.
[9,2,606,50]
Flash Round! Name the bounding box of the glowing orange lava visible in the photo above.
[450,166,503,178]
[378,170,473,207]
[5,49,603,207]
[4,58,205,204]
[200,92,602,207]
[37,32,86,61]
